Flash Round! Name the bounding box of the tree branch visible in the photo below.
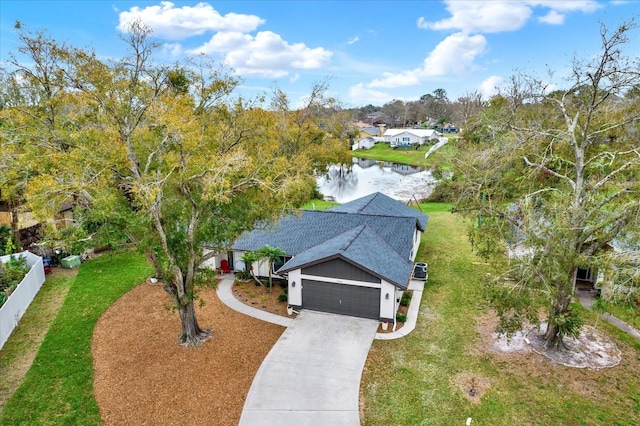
[523,155,576,190]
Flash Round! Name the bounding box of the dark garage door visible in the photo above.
[302,279,380,319]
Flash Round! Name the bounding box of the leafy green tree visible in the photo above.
[0,23,72,246]
[454,21,640,349]
[2,22,347,346]
[420,88,450,124]
[255,245,286,291]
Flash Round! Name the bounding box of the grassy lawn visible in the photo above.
[0,271,75,411]
[602,301,640,330]
[302,199,340,210]
[352,140,458,170]
[361,206,640,425]
[0,251,152,425]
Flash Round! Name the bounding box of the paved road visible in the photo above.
[239,310,378,426]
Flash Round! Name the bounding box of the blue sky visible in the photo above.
[1,1,639,107]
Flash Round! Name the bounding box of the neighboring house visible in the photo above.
[355,136,376,150]
[358,126,382,138]
[383,128,438,147]
[353,125,385,150]
[231,192,427,321]
[507,229,639,298]
[0,202,73,248]
[597,240,640,299]
[362,112,387,127]
[435,123,458,134]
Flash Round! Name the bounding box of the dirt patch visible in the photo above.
[0,266,76,411]
[92,282,284,426]
[476,312,622,370]
[526,324,622,370]
[453,372,491,403]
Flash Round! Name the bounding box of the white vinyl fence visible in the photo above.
[0,251,45,351]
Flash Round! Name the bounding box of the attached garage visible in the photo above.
[301,279,380,319]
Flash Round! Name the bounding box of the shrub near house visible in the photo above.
[0,255,29,307]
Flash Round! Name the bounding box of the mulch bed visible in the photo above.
[92,282,284,426]
[92,279,412,424]
[231,279,292,317]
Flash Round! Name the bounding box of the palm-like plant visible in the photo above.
[240,251,256,280]
[255,245,286,292]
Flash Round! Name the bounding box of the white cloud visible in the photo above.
[189,31,252,53]
[348,83,394,105]
[479,75,503,99]
[528,1,601,13]
[368,33,487,88]
[418,1,533,34]
[161,42,183,57]
[368,70,422,89]
[418,0,601,34]
[117,1,265,40]
[347,36,360,45]
[422,33,487,76]
[538,10,565,25]
[189,30,332,78]
[290,73,300,83]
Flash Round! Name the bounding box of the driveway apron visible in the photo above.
[239,310,378,426]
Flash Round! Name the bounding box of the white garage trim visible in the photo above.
[299,273,382,289]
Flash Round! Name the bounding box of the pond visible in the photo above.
[316,157,439,203]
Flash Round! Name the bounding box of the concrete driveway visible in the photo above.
[239,310,379,426]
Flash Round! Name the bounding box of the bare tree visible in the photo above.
[454,20,640,349]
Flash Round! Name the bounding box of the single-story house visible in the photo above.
[231,192,428,321]
[383,128,438,147]
[355,136,376,150]
[354,136,384,150]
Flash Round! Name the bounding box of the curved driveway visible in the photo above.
[239,310,378,426]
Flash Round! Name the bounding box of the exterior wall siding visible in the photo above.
[302,258,380,283]
[411,229,422,261]
[379,280,398,321]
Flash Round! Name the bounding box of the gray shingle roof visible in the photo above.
[329,192,428,231]
[233,210,416,259]
[278,225,413,288]
[231,192,427,288]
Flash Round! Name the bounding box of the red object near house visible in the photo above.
[44,266,52,274]
[219,259,231,274]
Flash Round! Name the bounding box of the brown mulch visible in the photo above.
[231,280,292,317]
[92,282,285,426]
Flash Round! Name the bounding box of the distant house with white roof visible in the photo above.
[383,128,439,147]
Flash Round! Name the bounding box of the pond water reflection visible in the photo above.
[316,157,438,203]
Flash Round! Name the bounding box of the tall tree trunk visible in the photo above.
[544,270,576,349]
[10,204,21,250]
[163,275,212,347]
[544,294,570,349]
[177,299,211,346]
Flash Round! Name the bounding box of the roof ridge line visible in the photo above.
[357,192,379,213]
[340,224,367,251]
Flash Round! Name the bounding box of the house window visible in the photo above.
[273,256,292,273]
[402,137,410,142]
